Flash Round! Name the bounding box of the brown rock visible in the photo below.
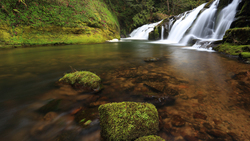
[192,123,200,131]
[193,112,207,120]
[184,135,198,141]
[227,132,240,141]
[89,101,108,107]
[171,115,186,127]
[213,119,222,125]
[174,136,185,141]
[203,122,213,130]
[206,129,227,138]
[43,112,58,121]
[197,132,208,140]
[170,128,181,137]
[163,122,172,133]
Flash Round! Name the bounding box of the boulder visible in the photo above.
[135,135,165,141]
[98,102,159,140]
[59,71,101,90]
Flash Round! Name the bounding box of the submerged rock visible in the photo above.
[144,57,160,62]
[135,135,165,141]
[144,95,176,107]
[37,99,61,114]
[98,102,159,140]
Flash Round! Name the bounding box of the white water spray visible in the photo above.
[166,3,206,43]
[127,20,162,40]
[181,0,241,45]
[161,26,164,40]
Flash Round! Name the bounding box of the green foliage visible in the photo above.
[105,0,206,34]
[214,43,250,55]
[0,0,120,47]
[0,0,119,28]
[59,71,101,89]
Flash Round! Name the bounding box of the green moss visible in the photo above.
[135,135,165,141]
[84,120,92,125]
[240,52,250,58]
[214,43,250,55]
[204,0,215,8]
[223,27,250,45]
[149,26,161,40]
[0,0,120,48]
[59,71,101,89]
[98,102,159,141]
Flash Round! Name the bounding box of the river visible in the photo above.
[0,41,249,140]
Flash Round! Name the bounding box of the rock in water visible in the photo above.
[59,71,101,91]
[144,57,160,62]
[135,135,165,141]
[98,102,159,140]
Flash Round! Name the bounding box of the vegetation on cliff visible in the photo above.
[0,0,119,48]
[105,0,207,36]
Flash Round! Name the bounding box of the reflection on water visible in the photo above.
[0,41,250,140]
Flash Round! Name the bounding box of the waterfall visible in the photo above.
[161,26,164,40]
[125,0,241,50]
[166,3,206,43]
[181,0,241,44]
[212,0,241,39]
[127,20,162,40]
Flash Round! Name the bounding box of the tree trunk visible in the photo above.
[167,0,170,12]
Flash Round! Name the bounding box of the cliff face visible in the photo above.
[0,0,120,48]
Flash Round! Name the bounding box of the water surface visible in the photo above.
[0,41,249,140]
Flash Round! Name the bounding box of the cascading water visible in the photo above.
[126,20,162,40]
[161,26,164,40]
[180,0,219,44]
[125,0,241,51]
[181,0,241,45]
[166,3,206,43]
[212,0,241,39]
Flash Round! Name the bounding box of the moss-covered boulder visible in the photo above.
[98,102,159,140]
[214,43,250,55]
[135,135,165,141]
[223,27,250,45]
[59,71,101,89]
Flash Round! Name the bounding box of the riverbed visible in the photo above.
[0,41,249,140]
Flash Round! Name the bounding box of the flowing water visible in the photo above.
[0,42,250,140]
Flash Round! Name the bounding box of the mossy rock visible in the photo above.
[240,52,250,58]
[98,102,159,140]
[149,26,161,40]
[135,135,165,141]
[213,43,250,55]
[223,27,250,45]
[59,71,101,89]
[204,0,215,8]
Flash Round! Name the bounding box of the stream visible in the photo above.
[0,41,249,140]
